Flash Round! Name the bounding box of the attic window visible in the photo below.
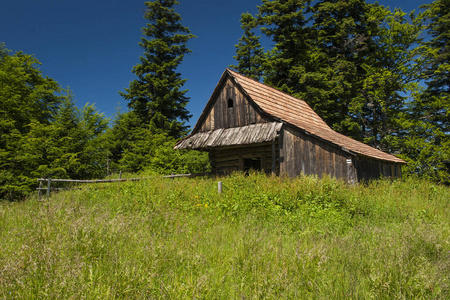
[227,98,234,108]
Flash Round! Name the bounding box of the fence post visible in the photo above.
[46,178,51,199]
[38,180,43,199]
[218,181,222,194]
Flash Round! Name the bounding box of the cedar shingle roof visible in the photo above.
[226,69,406,164]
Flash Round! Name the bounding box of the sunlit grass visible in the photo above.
[1,173,449,299]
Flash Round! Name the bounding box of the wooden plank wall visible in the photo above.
[209,143,279,174]
[279,126,404,182]
[355,157,403,181]
[279,126,352,182]
[200,78,269,132]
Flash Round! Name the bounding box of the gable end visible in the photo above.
[192,71,273,134]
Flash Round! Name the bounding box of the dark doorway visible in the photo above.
[244,157,261,171]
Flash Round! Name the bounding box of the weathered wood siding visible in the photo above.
[175,123,282,150]
[279,126,355,182]
[355,157,402,181]
[209,143,279,174]
[199,78,270,132]
[279,126,402,182]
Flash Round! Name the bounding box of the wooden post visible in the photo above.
[119,171,122,179]
[106,155,110,176]
[272,139,276,175]
[46,178,51,199]
[347,158,356,185]
[218,181,222,194]
[38,181,43,199]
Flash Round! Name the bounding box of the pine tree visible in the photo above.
[230,12,264,80]
[120,0,194,138]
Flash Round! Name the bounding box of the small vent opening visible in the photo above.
[227,98,234,108]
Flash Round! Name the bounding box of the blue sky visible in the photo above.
[1,0,430,129]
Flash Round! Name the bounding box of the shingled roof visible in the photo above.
[186,68,406,164]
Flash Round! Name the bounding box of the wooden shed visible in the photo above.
[175,69,406,183]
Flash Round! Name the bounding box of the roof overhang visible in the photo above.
[175,122,283,150]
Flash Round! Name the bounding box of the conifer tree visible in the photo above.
[402,0,450,183]
[232,0,447,182]
[420,0,449,134]
[230,12,264,80]
[120,0,194,138]
[257,0,311,95]
[0,44,109,198]
[306,0,384,138]
[360,8,424,151]
[0,44,63,198]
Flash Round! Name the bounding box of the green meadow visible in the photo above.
[1,173,449,299]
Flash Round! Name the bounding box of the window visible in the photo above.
[227,98,234,108]
[244,157,261,171]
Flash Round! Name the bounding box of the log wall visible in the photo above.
[209,143,279,174]
[200,78,270,132]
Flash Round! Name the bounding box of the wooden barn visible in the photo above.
[175,69,406,183]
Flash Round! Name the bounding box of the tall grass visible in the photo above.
[1,173,449,299]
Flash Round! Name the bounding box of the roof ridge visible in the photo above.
[226,68,305,102]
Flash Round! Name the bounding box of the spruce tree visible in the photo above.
[403,0,450,183]
[306,0,384,138]
[106,111,209,174]
[120,0,194,138]
[257,0,311,95]
[230,12,264,80]
[360,8,424,151]
[0,44,109,199]
[233,0,447,182]
[420,0,449,134]
[0,44,63,198]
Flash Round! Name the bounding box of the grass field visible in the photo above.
[1,173,449,299]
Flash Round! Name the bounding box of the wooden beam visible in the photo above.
[272,139,276,174]
[38,178,142,183]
